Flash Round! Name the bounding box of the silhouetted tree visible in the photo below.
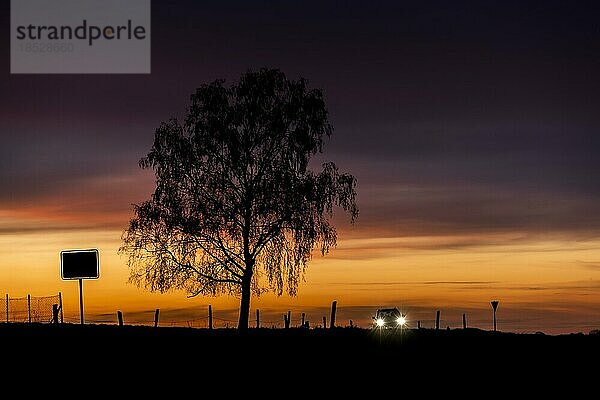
[120,69,358,330]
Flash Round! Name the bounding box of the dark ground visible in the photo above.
[2,323,597,393]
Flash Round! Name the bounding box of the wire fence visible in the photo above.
[0,293,62,323]
[67,311,595,333]
[59,310,340,329]
[61,315,291,329]
[4,297,590,333]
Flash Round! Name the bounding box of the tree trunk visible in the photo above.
[238,276,252,330]
[240,215,253,331]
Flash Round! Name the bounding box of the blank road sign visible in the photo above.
[60,249,99,280]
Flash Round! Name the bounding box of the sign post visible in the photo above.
[60,249,100,325]
[491,300,499,332]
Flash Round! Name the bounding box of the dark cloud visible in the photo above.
[0,224,97,235]
[326,281,499,286]
[1,0,600,241]
[576,261,600,270]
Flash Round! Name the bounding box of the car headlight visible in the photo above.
[396,316,406,326]
[376,318,385,327]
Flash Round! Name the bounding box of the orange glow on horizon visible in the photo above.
[1,217,599,333]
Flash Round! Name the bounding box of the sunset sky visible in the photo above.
[2,1,600,333]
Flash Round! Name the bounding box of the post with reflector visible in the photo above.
[330,301,337,329]
[52,304,59,324]
[79,279,84,325]
[491,300,499,332]
[58,292,63,323]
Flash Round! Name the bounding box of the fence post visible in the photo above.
[330,301,337,329]
[435,310,440,330]
[462,313,467,329]
[117,311,123,327]
[256,309,260,329]
[154,308,160,327]
[52,304,59,324]
[301,312,305,327]
[284,312,290,329]
[5,294,8,323]
[27,294,31,323]
[322,316,326,328]
[58,292,64,323]
[350,319,353,328]
[208,305,213,330]
[417,320,421,329]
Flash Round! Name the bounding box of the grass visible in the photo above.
[2,323,597,387]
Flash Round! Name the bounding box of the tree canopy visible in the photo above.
[121,69,358,329]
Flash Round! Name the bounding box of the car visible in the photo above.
[373,307,406,329]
